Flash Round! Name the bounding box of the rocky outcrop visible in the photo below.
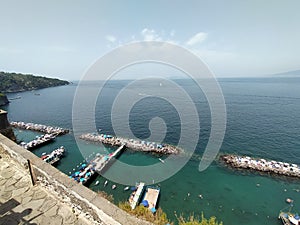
[0,94,9,106]
[0,109,16,142]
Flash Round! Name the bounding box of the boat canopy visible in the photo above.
[142,200,149,207]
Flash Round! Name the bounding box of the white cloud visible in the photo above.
[186,32,207,46]
[141,28,162,41]
[106,35,116,43]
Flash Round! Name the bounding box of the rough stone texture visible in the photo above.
[0,144,94,225]
[0,134,154,225]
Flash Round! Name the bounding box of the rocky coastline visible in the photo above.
[0,93,9,106]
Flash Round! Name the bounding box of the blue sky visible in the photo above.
[0,0,299,80]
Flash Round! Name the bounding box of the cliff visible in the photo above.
[0,93,9,106]
[0,109,16,141]
[0,71,69,93]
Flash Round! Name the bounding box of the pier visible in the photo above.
[220,154,300,178]
[11,121,69,136]
[70,145,125,185]
[20,134,55,150]
[80,133,180,155]
[129,182,145,209]
[91,144,125,173]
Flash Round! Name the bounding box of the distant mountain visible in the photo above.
[270,70,300,77]
[0,71,69,93]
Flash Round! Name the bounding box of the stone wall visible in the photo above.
[0,134,153,225]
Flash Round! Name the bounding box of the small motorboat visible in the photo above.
[112,185,117,190]
[286,198,294,204]
[104,180,108,187]
[124,186,130,191]
[159,158,165,163]
[95,181,100,186]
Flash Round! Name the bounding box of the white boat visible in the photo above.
[112,185,117,189]
[159,158,165,163]
[278,203,300,225]
[124,186,130,191]
[279,212,300,225]
[104,180,108,187]
[95,181,100,186]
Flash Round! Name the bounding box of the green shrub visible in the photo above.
[118,201,173,225]
[177,213,223,225]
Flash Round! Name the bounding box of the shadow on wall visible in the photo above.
[0,198,40,225]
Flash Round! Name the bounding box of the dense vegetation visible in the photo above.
[177,213,223,225]
[119,201,171,225]
[0,71,69,93]
[118,201,223,225]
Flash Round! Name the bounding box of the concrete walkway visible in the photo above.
[0,146,95,225]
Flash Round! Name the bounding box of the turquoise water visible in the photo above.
[3,77,300,225]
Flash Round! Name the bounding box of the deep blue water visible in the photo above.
[3,77,300,225]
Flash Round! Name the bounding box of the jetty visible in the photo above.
[70,145,125,185]
[11,121,69,136]
[70,160,97,185]
[80,133,180,155]
[92,145,125,173]
[220,154,300,178]
[129,182,145,209]
[20,134,55,150]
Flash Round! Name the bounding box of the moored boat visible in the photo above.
[158,158,165,163]
[278,203,300,225]
[41,146,65,165]
[279,212,300,225]
[104,180,108,187]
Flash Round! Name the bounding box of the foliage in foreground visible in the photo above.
[177,213,223,225]
[118,201,172,225]
[119,201,223,225]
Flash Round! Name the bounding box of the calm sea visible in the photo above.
[3,77,300,225]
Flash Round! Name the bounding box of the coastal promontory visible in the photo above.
[0,71,69,93]
[0,93,9,106]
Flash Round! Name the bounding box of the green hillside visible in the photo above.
[0,71,69,93]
